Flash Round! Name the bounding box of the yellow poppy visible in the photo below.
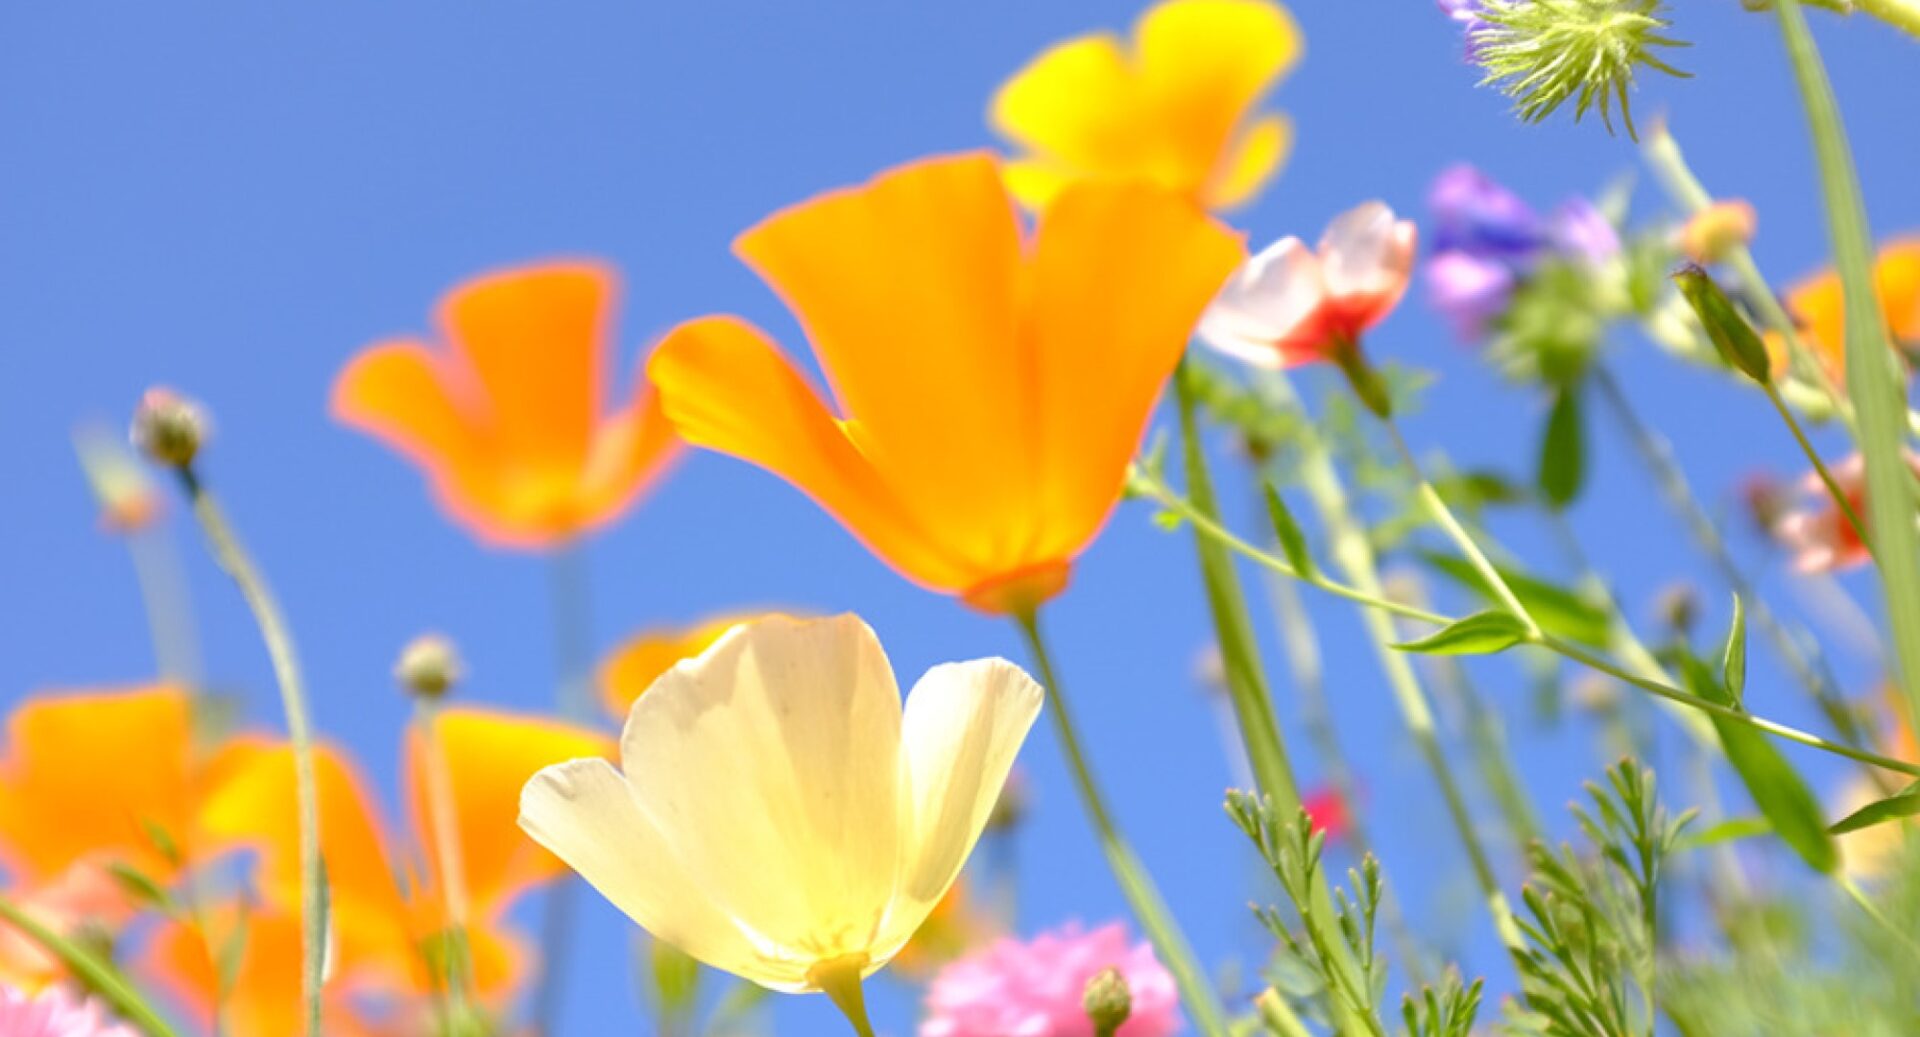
[646,153,1242,614]
[332,261,680,549]
[519,614,1041,994]
[991,0,1301,211]
[1782,236,1920,380]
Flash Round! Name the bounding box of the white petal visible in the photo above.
[1196,236,1325,368]
[617,613,905,967]
[876,657,1042,953]
[1319,200,1403,300]
[518,759,770,982]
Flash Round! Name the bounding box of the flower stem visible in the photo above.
[415,698,476,1016]
[808,955,876,1037]
[1590,364,1870,750]
[1013,608,1230,1037]
[1765,383,1872,557]
[176,467,324,1037]
[0,896,180,1037]
[529,544,595,1035]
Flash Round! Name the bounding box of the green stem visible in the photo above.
[1014,609,1230,1037]
[1591,364,1869,750]
[128,528,201,688]
[1776,0,1920,735]
[1766,383,1873,554]
[415,699,476,1017]
[0,897,180,1037]
[530,545,595,1035]
[178,467,324,1037]
[1266,375,1527,956]
[808,955,877,1037]
[1140,472,1920,778]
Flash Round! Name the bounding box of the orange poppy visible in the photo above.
[146,907,381,1037]
[597,613,764,718]
[647,153,1243,614]
[991,0,1301,211]
[332,261,680,549]
[193,709,609,1010]
[1781,236,1920,380]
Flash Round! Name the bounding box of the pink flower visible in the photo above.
[1302,786,1353,843]
[1773,453,1920,573]
[921,922,1180,1037]
[1198,201,1417,368]
[0,986,137,1037]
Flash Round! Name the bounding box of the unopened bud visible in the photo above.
[1655,583,1700,637]
[395,634,463,699]
[130,388,207,468]
[1673,266,1771,384]
[1677,200,1757,265]
[1083,967,1133,1036]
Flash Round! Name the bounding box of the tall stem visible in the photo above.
[1766,385,1871,551]
[530,544,595,1035]
[415,699,476,1017]
[1014,610,1230,1037]
[1590,364,1868,750]
[0,897,180,1037]
[178,468,323,1036]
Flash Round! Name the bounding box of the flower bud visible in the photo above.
[1673,266,1772,384]
[1655,582,1700,637]
[129,388,207,468]
[395,634,463,699]
[1083,966,1133,1035]
[1677,200,1757,265]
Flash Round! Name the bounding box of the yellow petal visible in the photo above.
[1136,0,1302,192]
[990,34,1140,203]
[519,759,767,982]
[616,615,904,975]
[1205,113,1292,210]
[884,658,1042,952]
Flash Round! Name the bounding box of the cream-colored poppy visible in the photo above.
[518,613,1041,999]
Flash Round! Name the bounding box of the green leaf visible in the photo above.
[1721,594,1748,707]
[1673,265,1772,383]
[1829,779,1920,835]
[105,861,173,913]
[1394,611,1531,656]
[1263,483,1316,579]
[1678,652,1838,872]
[1419,551,1612,649]
[1777,0,1920,746]
[1536,385,1586,510]
[1679,815,1773,851]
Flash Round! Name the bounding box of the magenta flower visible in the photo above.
[0,987,137,1037]
[921,922,1180,1037]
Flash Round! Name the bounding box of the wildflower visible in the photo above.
[920,922,1179,1037]
[598,613,758,719]
[332,261,680,549]
[1428,164,1542,259]
[646,153,1241,614]
[1083,968,1133,1035]
[73,423,163,533]
[990,0,1301,211]
[1676,199,1757,265]
[0,986,136,1037]
[1469,0,1689,136]
[1301,786,1352,842]
[1782,236,1920,381]
[147,907,379,1037]
[1197,201,1417,369]
[519,614,1042,1003]
[394,633,463,700]
[1771,452,1920,573]
[1437,0,1493,57]
[129,388,206,469]
[195,709,608,1007]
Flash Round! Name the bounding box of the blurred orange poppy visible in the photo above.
[332,261,680,549]
[991,0,1301,211]
[1782,236,1920,381]
[597,614,770,719]
[146,907,380,1037]
[647,153,1242,614]
[192,708,608,1012]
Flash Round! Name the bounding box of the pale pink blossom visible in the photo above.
[920,921,1180,1037]
[1199,202,1417,368]
[0,986,137,1037]
[1773,452,1920,573]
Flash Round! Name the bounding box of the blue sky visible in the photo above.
[2,3,1918,1033]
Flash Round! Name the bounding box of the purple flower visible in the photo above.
[1437,0,1492,58]
[1425,250,1516,337]
[1549,199,1622,266]
[1427,163,1543,259]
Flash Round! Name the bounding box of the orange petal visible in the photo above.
[198,739,411,968]
[146,907,379,1037]
[0,684,194,884]
[732,153,1037,559]
[1027,181,1245,560]
[598,614,755,720]
[1784,267,1847,379]
[1877,236,1920,345]
[1205,112,1292,211]
[574,373,682,533]
[406,708,611,915]
[648,314,973,591]
[437,262,612,474]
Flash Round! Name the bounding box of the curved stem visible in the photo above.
[1014,609,1230,1037]
[0,896,180,1037]
[178,468,324,1036]
[530,544,595,1035]
[415,699,476,1016]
